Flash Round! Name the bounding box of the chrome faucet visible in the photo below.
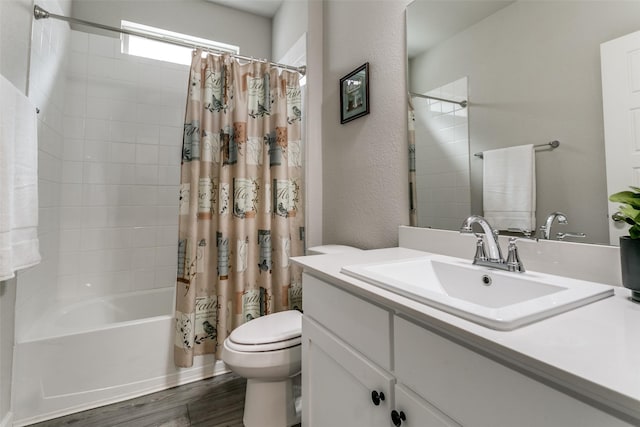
[460,215,525,273]
[538,212,567,240]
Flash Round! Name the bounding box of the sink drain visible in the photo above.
[481,274,492,286]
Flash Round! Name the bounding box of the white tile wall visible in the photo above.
[57,31,188,301]
[414,77,471,231]
[15,0,71,341]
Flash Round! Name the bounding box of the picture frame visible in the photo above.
[340,62,370,124]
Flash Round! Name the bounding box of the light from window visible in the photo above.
[121,20,239,66]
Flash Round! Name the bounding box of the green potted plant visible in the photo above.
[609,186,640,302]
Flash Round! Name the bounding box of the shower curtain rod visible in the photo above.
[33,5,306,75]
[410,91,467,108]
[474,140,560,158]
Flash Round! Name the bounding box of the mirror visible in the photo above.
[407,0,640,245]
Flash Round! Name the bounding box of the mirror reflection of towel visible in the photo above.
[483,144,536,232]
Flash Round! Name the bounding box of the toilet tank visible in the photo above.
[306,245,362,255]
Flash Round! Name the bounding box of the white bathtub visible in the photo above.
[11,287,226,426]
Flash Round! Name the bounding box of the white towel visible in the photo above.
[0,75,40,281]
[483,144,536,232]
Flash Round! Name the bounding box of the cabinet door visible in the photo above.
[303,317,394,427]
[394,315,633,427]
[393,385,461,427]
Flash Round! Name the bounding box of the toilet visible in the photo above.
[221,245,362,427]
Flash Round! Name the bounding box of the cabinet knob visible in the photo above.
[391,409,406,426]
[371,390,385,406]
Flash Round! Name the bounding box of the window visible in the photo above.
[121,21,239,66]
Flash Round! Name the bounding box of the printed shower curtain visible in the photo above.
[408,99,417,226]
[174,51,304,367]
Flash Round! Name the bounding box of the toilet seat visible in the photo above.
[226,336,301,352]
[227,310,302,353]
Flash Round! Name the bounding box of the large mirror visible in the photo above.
[407,0,640,245]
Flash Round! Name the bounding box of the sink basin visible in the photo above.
[341,255,614,330]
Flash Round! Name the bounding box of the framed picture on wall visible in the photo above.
[340,62,370,124]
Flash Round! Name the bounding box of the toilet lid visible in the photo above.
[228,310,302,352]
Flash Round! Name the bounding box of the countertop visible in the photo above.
[292,247,640,424]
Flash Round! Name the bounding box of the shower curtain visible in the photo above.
[174,51,304,367]
[408,99,417,226]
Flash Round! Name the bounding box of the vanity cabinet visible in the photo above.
[302,272,632,427]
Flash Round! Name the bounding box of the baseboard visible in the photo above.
[0,411,13,427]
[12,360,229,427]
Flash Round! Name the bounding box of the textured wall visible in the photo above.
[322,0,411,249]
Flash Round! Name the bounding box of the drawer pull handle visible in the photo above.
[371,390,385,406]
[391,409,406,426]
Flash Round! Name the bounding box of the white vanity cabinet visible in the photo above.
[302,272,633,427]
[302,273,460,427]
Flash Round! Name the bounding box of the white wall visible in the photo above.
[321,0,410,249]
[272,0,308,63]
[409,1,640,244]
[71,0,272,59]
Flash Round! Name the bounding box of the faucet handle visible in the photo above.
[506,238,525,273]
[473,236,487,263]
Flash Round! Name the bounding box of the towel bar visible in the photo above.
[474,140,559,159]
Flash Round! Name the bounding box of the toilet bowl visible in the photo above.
[222,245,361,426]
[222,310,303,427]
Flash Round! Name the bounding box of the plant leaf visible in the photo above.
[609,191,640,209]
[630,225,640,239]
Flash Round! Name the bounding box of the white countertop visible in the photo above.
[293,247,640,423]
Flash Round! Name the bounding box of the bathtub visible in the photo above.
[11,287,226,426]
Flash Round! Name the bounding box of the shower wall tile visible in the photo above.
[158,145,181,166]
[88,33,117,58]
[70,31,88,53]
[156,226,178,246]
[84,141,111,162]
[159,126,182,146]
[136,144,159,164]
[157,187,179,205]
[131,227,157,248]
[15,0,72,340]
[156,266,178,288]
[414,76,471,231]
[60,184,83,206]
[136,124,160,144]
[132,269,156,291]
[131,186,158,206]
[56,30,188,301]
[158,166,180,186]
[155,246,178,268]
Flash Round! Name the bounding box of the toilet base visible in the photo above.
[243,376,300,427]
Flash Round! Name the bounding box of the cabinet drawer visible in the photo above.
[303,273,391,370]
[394,316,631,427]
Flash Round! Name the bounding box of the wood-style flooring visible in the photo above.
[29,373,301,427]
